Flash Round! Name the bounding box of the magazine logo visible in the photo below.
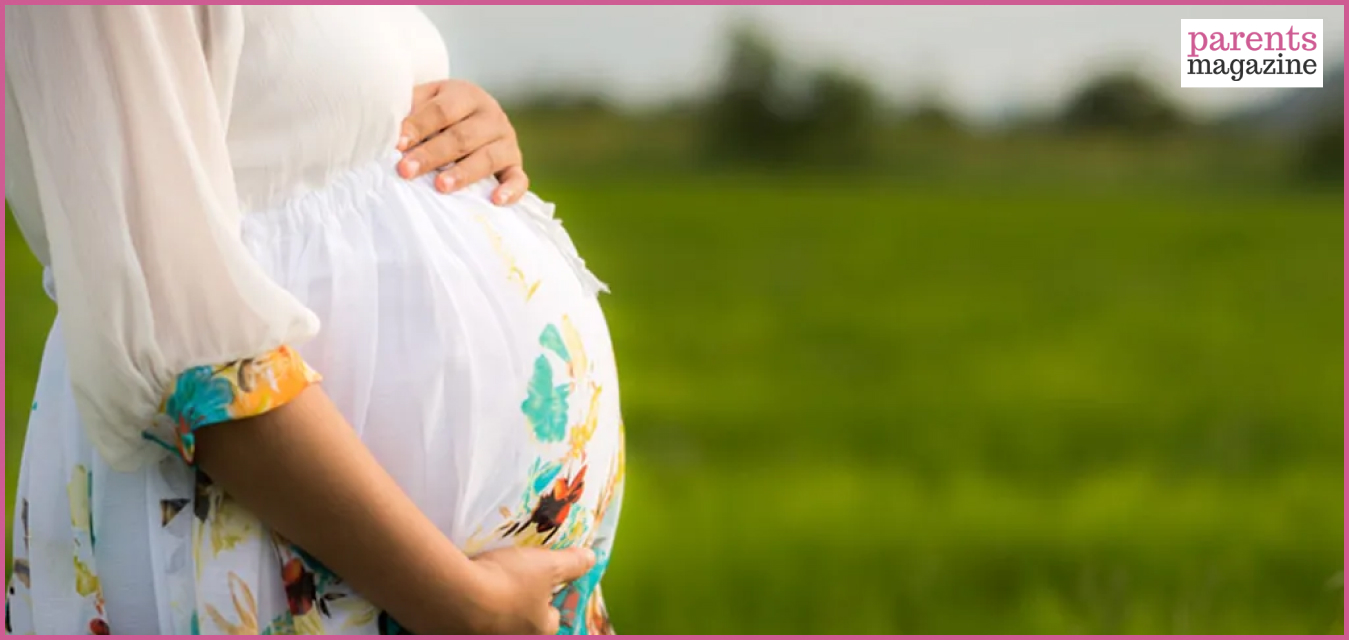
[1182,19,1323,88]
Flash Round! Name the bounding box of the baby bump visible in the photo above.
[239,167,625,553]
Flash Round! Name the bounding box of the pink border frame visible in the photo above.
[0,3,1343,637]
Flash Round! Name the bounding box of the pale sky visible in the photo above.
[422,5,1344,124]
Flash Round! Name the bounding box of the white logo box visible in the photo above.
[1181,18,1324,88]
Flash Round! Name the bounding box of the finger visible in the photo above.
[400,82,444,151]
[409,81,444,113]
[494,166,530,205]
[400,92,479,154]
[400,115,504,181]
[550,547,597,583]
[434,140,520,194]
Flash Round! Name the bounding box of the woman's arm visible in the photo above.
[5,6,588,633]
[197,386,594,634]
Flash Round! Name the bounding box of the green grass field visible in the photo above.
[6,171,1343,632]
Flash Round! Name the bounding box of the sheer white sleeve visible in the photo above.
[5,5,321,471]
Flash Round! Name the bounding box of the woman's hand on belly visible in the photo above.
[462,546,598,635]
[396,79,528,206]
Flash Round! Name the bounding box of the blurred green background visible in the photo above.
[6,14,1344,635]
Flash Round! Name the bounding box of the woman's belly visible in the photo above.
[239,157,625,557]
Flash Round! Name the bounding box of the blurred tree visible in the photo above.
[799,66,881,166]
[899,78,963,135]
[1060,71,1187,135]
[704,20,799,165]
[704,19,883,168]
[1297,116,1343,185]
[905,99,963,134]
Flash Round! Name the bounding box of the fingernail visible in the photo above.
[397,135,410,151]
[581,548,596,564]
[496,189,512,204]
[399,159,419,179]
[437,175,456,193]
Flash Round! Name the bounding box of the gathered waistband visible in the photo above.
[239,152,608,298]
[241,152,491,218]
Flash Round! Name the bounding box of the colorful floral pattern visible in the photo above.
[487,319,626,635]
[66,466,109,633]
[524,354,572,443]
[144,345,322,464]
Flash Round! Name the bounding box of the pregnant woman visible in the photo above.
[5,5,624,635]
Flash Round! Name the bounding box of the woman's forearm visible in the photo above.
[194,385,480,634]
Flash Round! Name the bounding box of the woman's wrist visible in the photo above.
[373,542,486,634]
[438,563,497,634]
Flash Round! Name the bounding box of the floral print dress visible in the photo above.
[5,6,626,635]
[7,163,627,636]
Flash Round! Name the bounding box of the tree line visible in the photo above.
[515,20,1342,184]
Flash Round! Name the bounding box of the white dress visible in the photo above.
[5,6,625,635]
